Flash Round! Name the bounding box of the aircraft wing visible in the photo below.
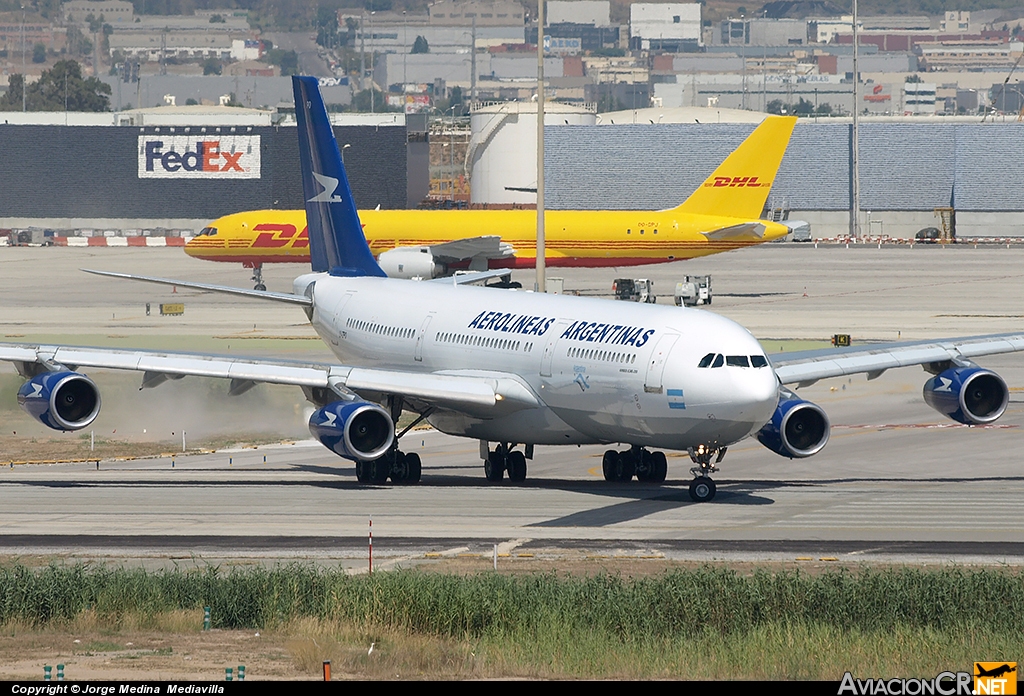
[771,333,1024,387]
[700,222,768,241]
[426,236,515,263]
[0,344,539,418]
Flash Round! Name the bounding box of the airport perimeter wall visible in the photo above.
[546,121,1024,236]
[0,123,408,230]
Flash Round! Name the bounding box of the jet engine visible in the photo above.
[377,248,444,279]
[756,395,830,459]
[18,371,101,431]
[308,400,395,461]
[923,367,1008,425]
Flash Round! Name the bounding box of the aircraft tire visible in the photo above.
[615,451,636,481]
[688,477,716,503]
[389,452,408,484]
[405,452,422,484]
[355,460,370,483]
[254,283,267,291]
[370,456,391,483]
[484,452,504,482]
[507,451,527,482]
[602,450,618,481]
[651,452,668,483]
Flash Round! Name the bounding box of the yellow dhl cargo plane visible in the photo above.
[186,115,801,289]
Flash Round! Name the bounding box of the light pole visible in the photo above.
[535,0,546,293]
[341,143,351,165]
[21,4,26,112]
[370,11,376,112]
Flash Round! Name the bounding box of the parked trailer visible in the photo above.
[612,278,656,303]
[675,275,712,307]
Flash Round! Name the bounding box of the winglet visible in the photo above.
[292,76,386,277]
[673,115,796,220]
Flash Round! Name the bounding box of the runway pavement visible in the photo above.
[2,244,1024,564]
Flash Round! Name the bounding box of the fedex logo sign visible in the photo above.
[137,135,261,179]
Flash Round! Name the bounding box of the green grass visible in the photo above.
[2,564,1020,679]
[2,564,1021,636]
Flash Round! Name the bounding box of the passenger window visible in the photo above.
[698,353,715,368]
[711,354,724,368]
[726,356,750,367]
[751,355,768,368]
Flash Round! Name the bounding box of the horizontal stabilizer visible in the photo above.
[428,236,515,262]
[700,222,767,241]
[82,269,312,306]
[428,269,516,285]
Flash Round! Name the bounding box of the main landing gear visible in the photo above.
[356,449,421,484]
[355,397,429,485]
[686,444,726,503]
[482,442,530,482]
[601,446,668,483]
[251,263,266,291]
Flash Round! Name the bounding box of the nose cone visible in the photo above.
[665,314,779,443]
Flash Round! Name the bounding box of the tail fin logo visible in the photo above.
[705,176,768,188]
[308,172,345,203]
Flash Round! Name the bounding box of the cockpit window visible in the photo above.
[751,355,768,368]
[726,355,750,367]
[711,354,724,368]
[197,227,218,236]
[698,353,715,368]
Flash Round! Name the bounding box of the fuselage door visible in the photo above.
[321,291,353,346]
[540,319,571,377]
[415,312,435,362]
[644,333,679,394]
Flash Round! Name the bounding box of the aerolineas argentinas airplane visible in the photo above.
[3,77,1023,502]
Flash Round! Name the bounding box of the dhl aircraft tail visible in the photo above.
[672,115,797,220]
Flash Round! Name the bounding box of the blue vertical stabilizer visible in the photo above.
[292,76,386,277]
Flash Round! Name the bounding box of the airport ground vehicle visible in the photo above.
[915,226,956,243]
[3,78,1022,503]
[612,278,656,303]
[675,276,712,307]
[186,116,805,288]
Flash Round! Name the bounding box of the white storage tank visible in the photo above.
[468,101,596,205]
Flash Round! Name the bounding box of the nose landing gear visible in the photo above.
[251,263,266,291]
[687,444,726,502]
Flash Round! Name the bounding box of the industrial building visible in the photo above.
[0,111,422,232]
[543,120,1024,237]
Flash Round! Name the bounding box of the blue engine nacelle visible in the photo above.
[923,367,1008,425]
[308,400,395,461]
[756,397,830,459]
[18,371,101,431]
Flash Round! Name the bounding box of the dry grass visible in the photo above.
[2,611,1019,680]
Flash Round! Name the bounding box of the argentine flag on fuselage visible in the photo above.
[292,76,386,278]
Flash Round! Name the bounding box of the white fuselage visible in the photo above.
[298,273,780,449]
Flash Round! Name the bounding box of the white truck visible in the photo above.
[675,275,712,307]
